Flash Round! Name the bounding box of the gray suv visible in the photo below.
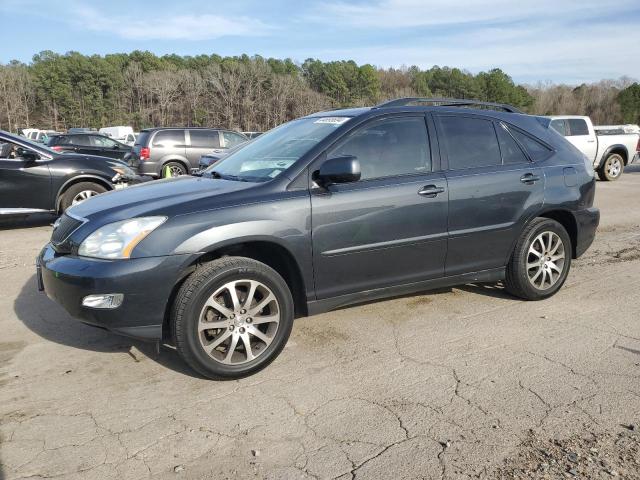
[38,98,599,380]
[128,128,247,177]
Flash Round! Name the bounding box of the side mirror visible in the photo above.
[315,155,361,186]
[17,148,39,162]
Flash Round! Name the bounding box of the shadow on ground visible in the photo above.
[13,274,206,379]
[0,213,56,231]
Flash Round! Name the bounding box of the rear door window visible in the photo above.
[189,129,220,148]
[152,130,185,147]
[550,119,567,136]
[72,135,91,146]
[221,131,247,148]
[437,116,501,170]
[567,119,589,136]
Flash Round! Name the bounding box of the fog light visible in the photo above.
[82,294,124,309]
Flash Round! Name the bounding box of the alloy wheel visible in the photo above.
[71,190,99,205]
[197,280,280,365]
[607,157,622,178]
[526,231,566,290]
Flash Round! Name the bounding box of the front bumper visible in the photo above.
[38,243,193,340]
[573,207,600,258]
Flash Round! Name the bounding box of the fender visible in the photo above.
[597,144,628,168]
[55,174,113,210]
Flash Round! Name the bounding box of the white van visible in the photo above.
[99,126,136,145]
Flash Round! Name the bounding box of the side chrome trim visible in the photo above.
[0,208,51,215]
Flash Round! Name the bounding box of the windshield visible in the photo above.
[206,116,352,182]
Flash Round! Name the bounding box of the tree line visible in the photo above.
[1,50,639,133]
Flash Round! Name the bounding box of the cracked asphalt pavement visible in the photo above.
[2,166,640,479]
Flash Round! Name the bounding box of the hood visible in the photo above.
[68,175,256,222]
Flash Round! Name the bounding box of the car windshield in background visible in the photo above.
[11,134,59,155]
[207,117,352,182]
[134,131,151,147]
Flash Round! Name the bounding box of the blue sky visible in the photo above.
[1,0,639,85]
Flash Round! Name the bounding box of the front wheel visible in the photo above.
[172,257,294,379]
[598,153,624,181]
[59,182,107,212]
[504,218,572,300]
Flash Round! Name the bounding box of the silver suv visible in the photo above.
[128,128,248,177]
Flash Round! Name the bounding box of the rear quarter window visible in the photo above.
[508,127,553,161]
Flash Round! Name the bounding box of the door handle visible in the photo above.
[418,185,445,197]
[520,173,540,184]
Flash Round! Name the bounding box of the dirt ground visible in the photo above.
[1,165,640,480]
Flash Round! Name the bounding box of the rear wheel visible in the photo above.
[59,182,107,212]
[598,153,624,181]
[163,161,188,177]
[172,257,294,379]
[505,218,572,300]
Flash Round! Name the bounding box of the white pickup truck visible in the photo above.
[546,116,640,181]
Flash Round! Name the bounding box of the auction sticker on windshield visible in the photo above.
[313,117,350,125]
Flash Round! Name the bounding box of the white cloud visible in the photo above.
[311,0,638,28]
[300,0,640,83]
[72,5,272,40]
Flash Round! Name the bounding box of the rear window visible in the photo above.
[438,116,501,170]
[567,119,589,136]
[135,131,151,147]
[189,129,220,148]
[508,128,552,161]
[152,130,185,147]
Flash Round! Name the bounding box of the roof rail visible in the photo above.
[375,97,523,114]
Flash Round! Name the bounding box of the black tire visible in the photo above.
[504,218,572,300]
[162,161,188,177]
[59,181,107,212]
[597,153,624,181]
[172,256,294,379]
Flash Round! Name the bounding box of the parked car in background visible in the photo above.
[47,133,132,161]
[68,127,97,134]
[198,140,250,171]
[547,115,640,181]
[128,128,248,177]
[20,128,60,143]
[38,97,599,379]
[0,130,136,214]
[99,126,136,146]
[242,131,263,139]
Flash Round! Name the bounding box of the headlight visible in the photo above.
[78,217,166,259]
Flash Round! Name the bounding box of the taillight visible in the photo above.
[139,147,150,160]
[51,146,63,151]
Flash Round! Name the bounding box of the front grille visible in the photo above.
[51,214,84,245]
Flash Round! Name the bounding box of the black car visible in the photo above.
[128,128,248,177]
[38,98,599,380]
[0,130,136,214]
[47,133,132,161]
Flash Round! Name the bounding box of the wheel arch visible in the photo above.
[599,144,629,167]
[55,175,113,212]
[162,239,308,341]
[535,209,578,259]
